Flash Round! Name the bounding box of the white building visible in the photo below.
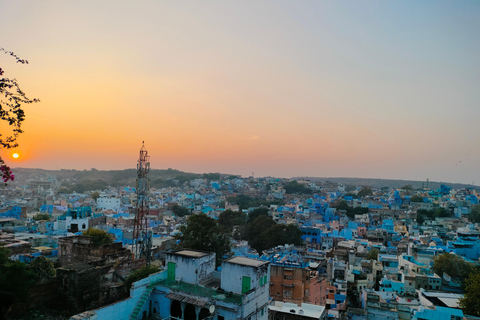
[97,196,121,211]
[70,249,270,320]
[54,207,92,232]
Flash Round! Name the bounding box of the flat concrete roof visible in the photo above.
[269,302,325,319]
[226,256,269,267]
[173,250,211,258]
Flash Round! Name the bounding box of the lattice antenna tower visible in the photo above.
[133,142,152,263]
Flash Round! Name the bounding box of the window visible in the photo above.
[260,277,264,286]
[218,316,225,320]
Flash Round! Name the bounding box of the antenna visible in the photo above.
[132,142,152,264]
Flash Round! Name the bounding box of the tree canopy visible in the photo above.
[285,181,313,194]
[468,204,480,223]
[0,49,39,184]
[29,256,56,283]
[83,228,114,247]
[124,265,160,291]
[33,213,50,221]
[90,191,100,202]
[218,210,247,234]
[0,245,36,302]
[175,214,231,267]
[261,224,303,251]
[226,194,282,210]
[410,195,423,203]
[357,187,373,198]
[244,215,303,253]
[172,204,191,217]
[432,252,473,281]
[460,271,480,317]
[417,208,452,220]
[247,207,269,223]
[367,248,379,260]
[334,200,369,219]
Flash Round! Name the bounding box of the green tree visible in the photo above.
[0,48,39,184]
[175,214,231,267]
[336,200,350,211]
[416,213,425,225]
[124,265,160,291]
[172,204,191,217]
[345,185,356,192]
[243,215,303,253]
[433,253,473,281]
[29,256,56,283]
[401,185,413,191]
[90,191,100,202]
[261,224,303,251]
[247,207,269,223]
[33,213,50,221]
[417,208,452,220]
[218,210,247,233]
[227,194,255,210]
[83,228,114,246]
[410,195,423,203]
[0,245,36,302]
[367,248,379,260]
[245,215,277,249]
[333,200,369,219]
[418,209,434,219]
[460,271,480,317]
[469,204,480,223]
[357,187,373,198]
[227,194,283,210]
[434,207,451,218]
[285,181,313,194]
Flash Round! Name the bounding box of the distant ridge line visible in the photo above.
[294,176,477,190]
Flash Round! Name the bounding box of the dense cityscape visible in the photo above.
[1,157,480,319]
[2,1,479,320]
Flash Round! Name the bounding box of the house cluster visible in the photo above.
[1,170,480,320]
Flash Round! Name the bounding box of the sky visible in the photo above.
[1,1,479,184]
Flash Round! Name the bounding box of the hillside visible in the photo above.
[11,168,478,192]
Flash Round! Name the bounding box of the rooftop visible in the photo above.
[156,279,243,305]
[269,302,325,319]
[225,256,269,267]
[172,250,211,258]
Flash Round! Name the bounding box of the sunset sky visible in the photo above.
[1,1,479,184]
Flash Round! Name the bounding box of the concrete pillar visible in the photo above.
[181,303,186,319]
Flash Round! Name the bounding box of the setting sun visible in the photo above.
[12,153,19,159]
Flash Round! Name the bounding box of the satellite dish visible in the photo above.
[209,305,215,314]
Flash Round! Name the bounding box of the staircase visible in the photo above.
[129,280,161,320]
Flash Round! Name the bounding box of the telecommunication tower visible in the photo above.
[133,142,152,263]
